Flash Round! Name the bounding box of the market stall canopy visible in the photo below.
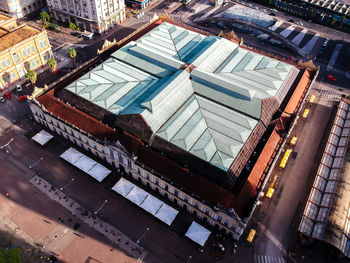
[185,221,211,246]
[154,203,179,226]
[126,186,148,206]
[140,195,163,215]
[60,147,111,182]
[111,177,135,196]
[111,178,179,225]
[32,130,54,146]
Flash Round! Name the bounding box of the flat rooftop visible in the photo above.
[64,22,298,172]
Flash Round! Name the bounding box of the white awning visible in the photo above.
[111,177,135,196]
[60,147,111,182]
[140,195,163,215]
[126,186,148,206]
[87,163,111,182]
[32,130,54,146]
[185,222,211,246]
[75,155,96,172]
[111,178,179,225]
[154,203,179,226]
[60,147,83,164]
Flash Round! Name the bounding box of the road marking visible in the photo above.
[254,255,286,263]
[257,223,288,255]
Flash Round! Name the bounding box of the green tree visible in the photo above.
[68,47,77,68]
[25,69,37,84]
[39,11,50,25]
[0,247,22,263]
[69,22,77,30]
[340,15,345,27]
[47,58,57,72]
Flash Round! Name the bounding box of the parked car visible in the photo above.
[0,96,4,103]
[269,12,276,16]
[288,56,297,62]
[5,92,11,99]
[327,75,336,81]
[55,68,62,75]
[19,95,27,102]
[288,18,294,23]
[295,21,303,26]
[16,85,22,92]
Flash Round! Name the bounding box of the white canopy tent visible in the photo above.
[126,186,148,206]
[111,178,179,225]
[185,222,211,246]
[87,163,111,182]
[140,195,163,215]
[32,130,54,146]
[111,177,135,196]
[75,155,97,173]
[60,147,83,164]
[154,203,179,226]
[60,147,111,182]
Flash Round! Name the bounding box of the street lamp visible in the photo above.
[29,157,44,169]
[136,227,150,244]
[0,138,14,154]
[60,178,75,191]
[94,200,108,215]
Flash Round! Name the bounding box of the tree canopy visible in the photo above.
[25,69,37,84]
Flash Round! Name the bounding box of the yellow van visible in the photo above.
[247,229,256,243]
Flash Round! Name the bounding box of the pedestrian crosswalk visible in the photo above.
[319,89,342,100]
[254,254,286,263]
[326,66,347,75]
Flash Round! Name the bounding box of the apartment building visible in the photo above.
[0,12,52,89]
[0,0,45,18]
[28,18,314,240]
[47,0,126,34]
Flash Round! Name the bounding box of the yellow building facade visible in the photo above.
[0,12,52,90]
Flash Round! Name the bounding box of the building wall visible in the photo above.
[0,29,52,89]
[29,101,246,240]
[0,0,45,18]
[47,0,125,33]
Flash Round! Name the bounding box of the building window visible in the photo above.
[155,178,159,185]
[205,208,210,215]
[6,58,11,66]
[22,50,27,58]
[146,173,150,180]
[27,47,31,56]
[194,202,199,209]
[31,45,35,53]
[137,168,140,174]
[13,53,20,63]
[231,224,236,231]
[35,59,39,65]
[224,220,229,227]
[10,71,16,80]
[217,216,222,223]
[39,41,43,49]
[43,40,47,47]
[1,61,6,69]
[174,189,178,197]
[118,153,123,163]
[31,61,35,68]
[127,159,131,168]
[184,196,188,203]
[165,184,168,191]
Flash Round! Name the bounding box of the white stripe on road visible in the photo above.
[269,20,283,31]
[280,25,296,38]
[291,28,308,46]
[327,44,342,69]
[302,33,319,54]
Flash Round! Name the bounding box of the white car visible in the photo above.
[0,96,5,103]
[16,85,22,92]
[295,21,303,26]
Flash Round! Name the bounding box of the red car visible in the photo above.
[327,75,336,81]
[55,68,62,75]
[19,95,27,102]
[288,56,297,62]
[5,92,11,99]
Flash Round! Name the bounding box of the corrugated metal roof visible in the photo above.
[65,22,298,172]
